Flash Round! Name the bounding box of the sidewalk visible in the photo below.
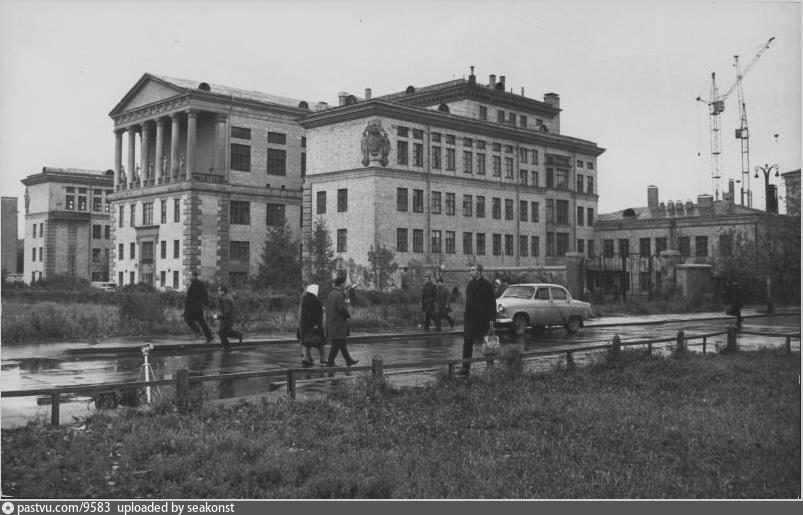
[66,305,799,355]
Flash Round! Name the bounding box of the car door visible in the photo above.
[550,286,573,323]
[530,286,558,326]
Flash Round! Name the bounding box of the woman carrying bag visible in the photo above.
[297,284,327,367]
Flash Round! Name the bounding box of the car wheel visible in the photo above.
[566,316,581,334]
[512,314,529,336]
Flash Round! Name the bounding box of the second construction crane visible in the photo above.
[697,36,774,205]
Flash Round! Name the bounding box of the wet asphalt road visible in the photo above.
[1,313,799,428]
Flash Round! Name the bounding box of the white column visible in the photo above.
[186,110,197,180]
[155,118,165,183]
[140,122,151,183]
[170,114,181,179]
[114,129,123,190]
[127,128,136,188]
[215,113,227,180]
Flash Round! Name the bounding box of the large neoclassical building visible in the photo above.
[301,70,605,270]
[108,74,309,288]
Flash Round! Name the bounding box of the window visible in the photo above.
[504,157,513,179]
[532,149,539,164]
[546,199,554,223]
[477,153,486,175]
[556,169,569,189]
[432,146,441,169]
[397,140,408,165]
[40,223,44,237]
[397,188,408,212]
[78,193,87,211]
[432,132,441,143]
[413,189,423,213]
[546,233,554,257]
[587,240,594,257]
[173,270,179,289]
[719,234,732,257]
[316,191,326,214]
[520,235,528,256]
[519,148,528,163]
[577,206,584,226]
[463,138,473,147]
[174,198,180,222]
[104,226,110,240]
[174,240,180,258]
[587,162,594,170]
[635,238,649,257]
[476,233,486,255]
[66,194,75,210]
[337,189,348,212]
[118,243,124,261]
[463,194,473,217]
[431,230,442,254]
[445,134,455,145]
[230,201,251,225]
[577,174,584,193]
[546,169,554,188]
[337,229,347,252]
[463,151,473,174]
[508,113,516,125]
[618,239,630,258]
[129,242,136,260]
[492,197,501,219]
[160,200,167,224]
[231,126,251,140]
[413,143,423,166]
[531,202,540,223]
[231,143,251,171]
[492,156,501,177]
[93,196,102,212]
[586,208,594,225]
[268,132,286,144]
[160,240,167,259]
[678,237,690,258]
[413,129,423,139]
[520,115,527,128]
[519,170,528,185]
[267,148,286,176]
[142,202,153,225]
[695,236,708,257]
[505,199,514,220]
[130,271,135,285]
[656,237,667,255]
[92,225,101,239]
[301,153,306,177]
[105,191,112,212]
[91,248,100,263]
[479,106,487,120]
[532,171,539,187]
[229,241,250,268]
[497,110,505,122]
[397,228,408,252]
[505,235,514,256]
[38,247,42,262]
[160,271,166,288]
[397,126,409,138]
[432,192,442,214]
[446,148,455,170]
[445,193,455,215]
[413,229,424,253]
[463,232,473,254]
[32,224,36,238]
[531,236,540,257]
[556,233,569,256]
[520,201,528,222]
[266,204,285,227]
[445,231,456,254]
[476,196,486,218]
[587,176,594,194]
[603,239,614,258]
[492,234,502,256]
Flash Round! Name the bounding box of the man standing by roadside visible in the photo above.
[421,272,437,330]
[326,275,359,367]
[184,270,214,343]
[458,264,496,376]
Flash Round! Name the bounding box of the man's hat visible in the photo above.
[334,276,346,286]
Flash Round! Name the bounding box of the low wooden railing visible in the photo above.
[3,327,799,426]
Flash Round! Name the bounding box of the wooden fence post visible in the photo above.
[566,351,575,370]
[702,336,707,355]
[611,334,621,357]
[448,363,454,377]
[51,392,60,426]
[175,369,190,403]
[726,326,738,353]
[785,336,792,355]
[286,369,296,399]
[676,330,685,354]
[372,356,384,379]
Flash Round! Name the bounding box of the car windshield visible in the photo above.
[501,286,534,299]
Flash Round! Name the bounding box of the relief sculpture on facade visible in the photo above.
[361,119,390,167]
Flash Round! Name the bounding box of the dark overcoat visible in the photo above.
[298,292,324,344]
[325,287,350,340]
[464,277,496,339]
[422,281,437,314]
[184,279,209,318]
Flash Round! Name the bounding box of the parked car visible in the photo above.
[90,281,117,292]
[495,283,593,336]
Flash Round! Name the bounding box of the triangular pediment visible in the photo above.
[109,74,185,117]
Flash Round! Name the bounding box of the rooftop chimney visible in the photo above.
[338,91,348,107]
[697,194,713,208]
[468,66,476,84]
[499,75,506,89]
[647,185,659,208]
[364,88,372,100]
[489,74,496,87]
[544,92,560,109]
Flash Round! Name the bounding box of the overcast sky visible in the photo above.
[1,0,800,236]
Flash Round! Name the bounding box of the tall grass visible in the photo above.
[1,350,798,499]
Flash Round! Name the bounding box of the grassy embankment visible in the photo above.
[2,349,799,499]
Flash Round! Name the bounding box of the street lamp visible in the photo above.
[754,163,780,213]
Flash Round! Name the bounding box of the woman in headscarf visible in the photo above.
[297,284,326,366]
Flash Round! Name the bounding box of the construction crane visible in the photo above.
[697,36,774,204]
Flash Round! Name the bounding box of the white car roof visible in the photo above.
[506,283,567,289]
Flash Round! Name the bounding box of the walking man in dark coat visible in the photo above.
[458,264,496,376]
[325,275,359,367]
[184,270,214,343]
[421,272,438,330]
